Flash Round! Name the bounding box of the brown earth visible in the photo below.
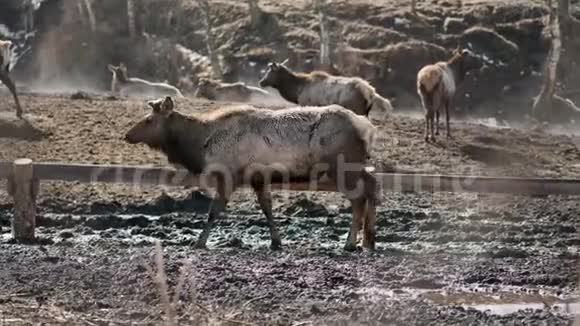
[0,93,579,325]
[1,0,580,324]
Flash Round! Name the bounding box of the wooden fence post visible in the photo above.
[8,159,38,242]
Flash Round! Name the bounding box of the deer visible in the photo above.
[107,63,184,99]
[125,96,379,251]
[417,48,483,141]
[194,77,286,105]
[0,40,23,118]
[259,60,392,121]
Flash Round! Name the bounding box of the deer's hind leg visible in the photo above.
[361,169,377,250]
[420,95,433,142]
[435,110,440,136]
[344,170,378,251]
[426,110,435,142]
[344,197,366,251]
[420,88,439,142]
[253,184,282,250]
[323,139,376,251]
[445,96,453,139]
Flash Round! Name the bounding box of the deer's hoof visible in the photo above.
[343,242,359,252]
[270,240,282,251]
[193,241,208,250]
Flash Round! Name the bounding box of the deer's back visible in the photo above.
[298,76,364,107]
[418,62,455,96]
[120,78,182,98]
[202,105,372,175]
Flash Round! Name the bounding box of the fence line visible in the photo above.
[3,160,580,195]
[2,159,580,242]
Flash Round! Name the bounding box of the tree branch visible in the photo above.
[197,0,222,79]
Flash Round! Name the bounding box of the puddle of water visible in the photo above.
[423,290,580,316]
[357,287,435,301]
[354,285,580,317]
[467,302,580,315]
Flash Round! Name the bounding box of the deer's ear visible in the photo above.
[148,99,161,112]
[107,64,116,72]
[160,96,174,115]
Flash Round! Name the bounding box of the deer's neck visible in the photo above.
[161,113,208,174]
[276,72,307,104]
[448,59,466,85]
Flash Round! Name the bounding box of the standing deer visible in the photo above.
[0,40,23,118]
[259,61,393,120]
[417,48,482,141]
[108,63,184,99]
[125,96,378,251]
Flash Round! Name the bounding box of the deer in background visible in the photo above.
[259,60,393,121]
[194,78,289,105]
[417,48,482,141]
[0,40,23,118]
[107,63,184,99]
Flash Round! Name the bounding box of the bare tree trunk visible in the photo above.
[532,0,561,119]
[77,1,85,20]
[247,0,263,29]
[559,0,570,25]
[198,0,222,79]
[23,4,34,32]
[83,0,97,33]
[77,0,88,29]
[315,0,332,69]
[127,0,136,38]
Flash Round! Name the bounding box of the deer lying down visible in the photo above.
[417,48,483,141]
[125,96,378,251]
[194,78,286,105]
[0,40,23,118]
[108,63,183,99]
[259,61,393,121]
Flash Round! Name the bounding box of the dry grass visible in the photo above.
[144,241,254,326]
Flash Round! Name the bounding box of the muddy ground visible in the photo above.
[0,93,579,325]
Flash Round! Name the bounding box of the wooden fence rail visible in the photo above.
[2,159,580,242]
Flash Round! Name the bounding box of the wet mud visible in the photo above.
[0,94,579,324]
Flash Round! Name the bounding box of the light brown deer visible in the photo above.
[194,78,287,105]
[108,63,184,99]
[259,61,392,120]
[417,48,482,141]
[125,97,378,251]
